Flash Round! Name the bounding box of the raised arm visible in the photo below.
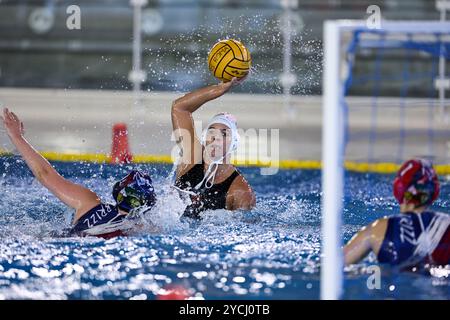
[171,78,240,168]
[1,108,100,216]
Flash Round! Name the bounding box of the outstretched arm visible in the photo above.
[1,108,100,216]
[171,78,242,167]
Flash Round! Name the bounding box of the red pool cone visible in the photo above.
[111,123,133,164]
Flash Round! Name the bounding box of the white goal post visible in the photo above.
[321,20,450,300]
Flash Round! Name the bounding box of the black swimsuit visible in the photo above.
[175,163,240,219]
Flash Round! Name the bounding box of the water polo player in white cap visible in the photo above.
[171,77,256,219]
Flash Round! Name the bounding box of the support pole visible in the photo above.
[129,0,148,109]
[321,21,344,300]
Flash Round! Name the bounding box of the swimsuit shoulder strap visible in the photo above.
[217,169,240,191]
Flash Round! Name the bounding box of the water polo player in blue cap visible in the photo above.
[1,108,156,239]
[171,77,256,219]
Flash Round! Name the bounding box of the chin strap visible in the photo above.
[195,161,219,189]
[194,150,233,190]
[171,184,197,196]
[194,159,221,190]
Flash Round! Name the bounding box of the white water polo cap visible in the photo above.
[195,113,240,189]
[201,112,240,153]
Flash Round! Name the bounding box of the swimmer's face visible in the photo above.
[204,123,232,160]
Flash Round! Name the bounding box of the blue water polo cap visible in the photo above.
[112,170,157,212]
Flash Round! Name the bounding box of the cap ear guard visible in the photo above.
[393,176,405,204]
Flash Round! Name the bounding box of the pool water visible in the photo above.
[0,156,448,299]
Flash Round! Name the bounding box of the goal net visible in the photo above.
[321,20,450,300]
